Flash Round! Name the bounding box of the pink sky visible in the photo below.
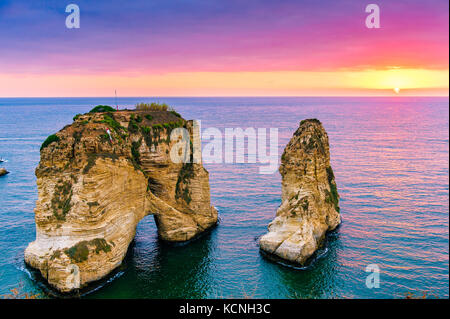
[0,0,448,96]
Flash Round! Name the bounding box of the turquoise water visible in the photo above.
[0,97,448,298]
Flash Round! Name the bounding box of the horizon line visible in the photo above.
[0,95,448,99]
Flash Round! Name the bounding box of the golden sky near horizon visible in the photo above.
[0,68,448,97]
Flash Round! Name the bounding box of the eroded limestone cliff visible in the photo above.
[25,108,217,292]
[259,119,340,265]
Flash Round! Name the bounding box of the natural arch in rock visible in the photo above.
[25,110,217,292]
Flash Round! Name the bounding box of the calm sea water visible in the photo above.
[0,97,448,299]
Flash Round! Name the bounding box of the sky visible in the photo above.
[0,0,448,97]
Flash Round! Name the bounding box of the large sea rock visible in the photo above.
[25,109,217,292]
[259,119,341,265]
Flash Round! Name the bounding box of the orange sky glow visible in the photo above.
[1,68,447,97]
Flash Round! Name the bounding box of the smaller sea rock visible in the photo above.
[259,119,341,265]
[0,168,9,176]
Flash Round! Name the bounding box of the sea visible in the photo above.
[0,97,448,298]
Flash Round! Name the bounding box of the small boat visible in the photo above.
[0,158,6,163]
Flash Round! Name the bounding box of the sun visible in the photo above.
[393,87,401,94]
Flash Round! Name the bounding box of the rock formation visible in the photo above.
[25,108,217,292]
[259,119,341,265]
[0,168,9,176]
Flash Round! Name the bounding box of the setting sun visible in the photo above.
[394,88,401,94]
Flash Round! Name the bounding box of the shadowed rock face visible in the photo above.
[259,119,340,265]
[25,110,217,292]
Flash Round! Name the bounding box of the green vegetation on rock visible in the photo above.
[131,139,142,167]
[99,132,111,143]
[169,110,182,118]
[87,201,99,207]
[41,134,60,151]
[175,140,194,204]
[89,105,116,113]
[101,113,123,133]
[51,180,73,221]
[325,166,339,212]
[73,130,82,143]
[301,198,309,211]
[83,153,119,174]
[140,126,151,135]
[83,154,97,174]
[163,120,184,131]
[65,242,89,263]
[175,162,194,204]
[135,102,169,111]
[128,114,140,133]
[64,238,111,263]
